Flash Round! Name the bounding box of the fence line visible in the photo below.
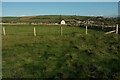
[105,24,119,34]
[105,30,116,34]
[2,24,119,36]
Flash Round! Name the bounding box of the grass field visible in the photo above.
[2,25,120,79]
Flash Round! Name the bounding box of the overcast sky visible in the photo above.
[1,0,120,2]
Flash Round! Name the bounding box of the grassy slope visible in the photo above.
[2,25,120,79]
[2,15,90,23]
[2,15,117,25]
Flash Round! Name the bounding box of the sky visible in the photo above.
[1,0,120,2]
[2,2,118,17]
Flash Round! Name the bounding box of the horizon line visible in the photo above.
[1,14,118,18]
[0,1,120,3]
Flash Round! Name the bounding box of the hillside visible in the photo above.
[2,25,120,79]
[2,15,117,26]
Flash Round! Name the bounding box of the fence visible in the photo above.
[105,24,119,34]
[2,24,119,36]
[79,24,119,34]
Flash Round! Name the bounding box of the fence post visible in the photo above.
[3,27,6,36]
[60,26,62,36]
[86,25,87,35]
[112,25,114,30]
[34,27,36,36]
[102,23,104,30]
[116,24,118,34]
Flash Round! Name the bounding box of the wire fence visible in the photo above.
[2,24,119,37]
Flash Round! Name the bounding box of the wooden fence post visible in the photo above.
[3,27,6,36]
[34,27,36,36]
[102,23,104,30]
[60,26,62,36]
[105,30,116,34]
[112,25,114,30]
[116,24,118,34]
[86,25,87,35]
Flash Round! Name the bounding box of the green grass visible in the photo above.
[2,25,120,79]
[2,15,117,26]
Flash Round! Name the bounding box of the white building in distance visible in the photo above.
[61,20,65,25]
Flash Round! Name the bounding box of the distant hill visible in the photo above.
[2,15,117,26]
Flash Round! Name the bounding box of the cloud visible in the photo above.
[97,15,103,17]
[19,15,26,17]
